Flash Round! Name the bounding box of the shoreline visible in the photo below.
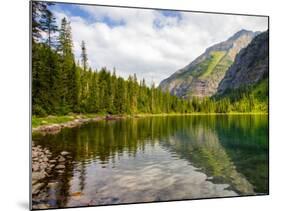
[32,112,268,135]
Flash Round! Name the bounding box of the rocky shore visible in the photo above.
[32,142,72,209]
[32,115,125,135]
[32,115,126,208]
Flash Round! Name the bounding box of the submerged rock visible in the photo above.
[47,182,59,189]
[32,171,46,181]
[61,151,70,156]
[55,164,65,170]
[32,163,40,172]
[32,203,50,209]
[49,160,56,164]
[57,170,64,174]
[58,156,66,162]
[32,182,44,195]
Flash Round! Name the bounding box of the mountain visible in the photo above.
[159,30,258,98]
[217,30,269,95]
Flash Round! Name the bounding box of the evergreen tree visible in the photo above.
[40,8,58,48]
[57,17,77,113]
[81,40,88,71]
[31,1,48,42]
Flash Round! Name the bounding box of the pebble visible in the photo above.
[57,170,64,174]
[49,160,56,164]
[32,203,50,209]
[32,182,44,195]
[61,151,70,156]
[55,164,65,170]
[58,156,66,162]
[47,182,59,189]
[32,164,40,172]
[32,171,46,181]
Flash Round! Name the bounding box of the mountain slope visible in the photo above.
[159,30,258,98]
[217,30,269,95]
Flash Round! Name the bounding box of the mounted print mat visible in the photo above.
[31,0,269,210]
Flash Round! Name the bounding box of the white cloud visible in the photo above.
[53,5,268,86]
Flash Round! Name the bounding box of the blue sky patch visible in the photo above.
[51,3,125,28]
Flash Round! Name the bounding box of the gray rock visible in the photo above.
[47,182,59,189]
[55,164,65,170]
[32,171,46,181]
[58,156,66,162]
[32,182,44,195]
[33,203,50,209]
[49,160,56,164]
[61,151,70,156]
[57,170,64,174]
[32,163,40,172]
[32,179,38,185]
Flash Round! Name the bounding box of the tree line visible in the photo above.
[32,2,267,117]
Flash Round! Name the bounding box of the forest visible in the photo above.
[32,2,268,117]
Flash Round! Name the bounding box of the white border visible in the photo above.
[1,0,280,211]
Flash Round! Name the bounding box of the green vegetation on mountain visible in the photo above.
[215,78,268,113]
[199,51,225,78]
[216,31,269,113]
[159,30,257,98]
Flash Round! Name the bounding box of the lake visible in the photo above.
[32,115,269,208]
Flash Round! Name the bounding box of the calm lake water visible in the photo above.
[32,115,269,208]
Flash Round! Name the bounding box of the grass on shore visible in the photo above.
[32,114,101,128]
[32,112,268,129]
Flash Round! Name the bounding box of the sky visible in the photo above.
[50,3,268,86]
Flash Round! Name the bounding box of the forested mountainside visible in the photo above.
[215,30,269,112]
[217,30,269,94]
[159,30,258,98]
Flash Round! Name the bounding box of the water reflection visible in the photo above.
[32,115,268,208]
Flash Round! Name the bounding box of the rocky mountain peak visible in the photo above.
[159,29,257,98]
[217,30,268,95]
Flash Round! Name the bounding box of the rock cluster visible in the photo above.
[32,115,125,135]
[32,143,72,209]
[32,117,103,135]
[32,144,52,194]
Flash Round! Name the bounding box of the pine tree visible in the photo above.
[57,17,77,113]
[87,72,99,113]
[31,1,47,42]
[81,40,88,71]
[40,9,58,48]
